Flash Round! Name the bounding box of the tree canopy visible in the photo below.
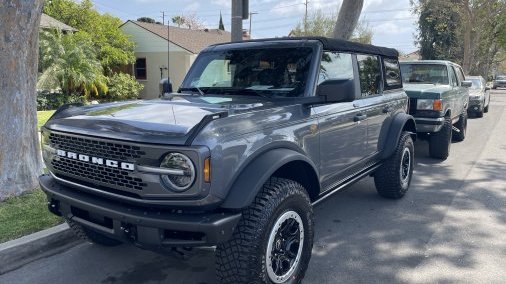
[43,0,135,74]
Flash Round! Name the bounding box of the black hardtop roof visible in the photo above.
[207,36,399,58]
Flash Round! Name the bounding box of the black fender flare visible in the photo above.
[379,113,416,160]
[220,148,319,209]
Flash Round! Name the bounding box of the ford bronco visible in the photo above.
[40,37,416,283]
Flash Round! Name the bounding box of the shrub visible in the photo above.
[104,73,143,102]
[37,91,86,111]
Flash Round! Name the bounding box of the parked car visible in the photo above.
[40,37,416,284]
[467,75,490,117]
[400,60,470,159]
[492,75,506,89]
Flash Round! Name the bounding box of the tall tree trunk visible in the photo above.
[462,0,473,73]
[332,0,364,40]
[0,0,44,200]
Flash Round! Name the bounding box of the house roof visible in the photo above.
[123,20,231,54]
[40,14,77,32]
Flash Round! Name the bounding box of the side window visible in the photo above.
[318,52,353,84]
[357,54,382,96]
[134,58,147,80]
[449,66,459,87]
[383,57,402,90]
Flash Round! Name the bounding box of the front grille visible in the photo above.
[48,132,147,191]
[409,98,417,115]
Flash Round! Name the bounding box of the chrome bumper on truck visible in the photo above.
[40,174,241,247]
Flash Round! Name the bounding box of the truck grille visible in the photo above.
[409,98,417,115]
[48,133,147,191]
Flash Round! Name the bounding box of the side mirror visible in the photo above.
[317,79,356,103]
[160,78,173,96]
[461,80,472,88]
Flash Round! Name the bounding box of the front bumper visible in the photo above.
[414,117,445,133]
[40,174,241,247]
[468,100,484,113]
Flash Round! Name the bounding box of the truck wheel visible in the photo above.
[476,108,484,118]
[374,132,414,199]
[216,178,314,284]
[484,104,489,113]
[66,218,122,247]
[452,113,467,142]
[429,116,452,160]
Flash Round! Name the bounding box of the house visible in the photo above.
[40,13,77,33]
[120,20,232,99]
[401,50,421,61]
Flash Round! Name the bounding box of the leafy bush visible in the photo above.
[104,73,143,102]
[37,91,86,111]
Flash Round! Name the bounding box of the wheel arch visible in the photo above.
[220,148,320,209]
[379,113,416,160]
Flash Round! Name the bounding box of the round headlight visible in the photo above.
[160,153,195,192]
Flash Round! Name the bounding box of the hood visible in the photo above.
[403,84,451,99]
[44,97,264,145]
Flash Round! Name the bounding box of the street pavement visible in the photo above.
[1,90,506,284]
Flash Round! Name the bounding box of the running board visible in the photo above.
[312,163,381,206]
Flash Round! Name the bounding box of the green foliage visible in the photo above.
[38,31,108,99]
[172,15,185,27]
[0,189,62,243]
[43,0,135,74]
[413,0,463,62]
[104,73,144,102]
[36,91,86,111]
[37,110,56,129]
[137,17,156,24]
[289,9,372,44]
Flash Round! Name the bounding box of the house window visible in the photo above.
[135,58,147,80]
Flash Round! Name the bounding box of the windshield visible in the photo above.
[400,64,449,85]
[469,78,482,89]
[180,47,315,98]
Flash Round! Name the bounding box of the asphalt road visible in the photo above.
[2,90,506,284]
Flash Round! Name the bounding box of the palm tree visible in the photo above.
[38,31,108,99]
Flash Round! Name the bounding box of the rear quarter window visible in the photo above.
[383,58,402,90]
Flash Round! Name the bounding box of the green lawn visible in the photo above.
[0,189,62,243]
[37,110,55,129]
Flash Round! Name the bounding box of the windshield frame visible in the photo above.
[179,41,322,100]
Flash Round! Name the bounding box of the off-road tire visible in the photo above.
[374,132,414,199]
[215,177,314,284]
[429,116,452,160]
[452,112,467,142]
[484,103,489,113]
[476,108,484,118]
[66,218,122,247]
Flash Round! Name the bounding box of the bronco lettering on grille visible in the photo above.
[56,149,135,171]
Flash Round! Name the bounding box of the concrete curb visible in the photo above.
[0,223,82,275]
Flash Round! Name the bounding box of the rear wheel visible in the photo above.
[484,103,489,113]
[216,178,314,284]
[374,131,414,199]
[429,116,452,160]
[66,218,122,247]
[452,113,467,142]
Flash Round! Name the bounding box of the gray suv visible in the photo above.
[40,37,416,284]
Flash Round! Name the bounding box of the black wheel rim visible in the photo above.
[400,147,411,186]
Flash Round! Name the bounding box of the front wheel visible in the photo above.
[374,131,414,199]
[452,113,467,142]
[484,103,489,113]
[66,218,122,247]
[216,178,314,284]
[429,116,452,160]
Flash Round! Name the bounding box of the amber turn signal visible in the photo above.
[204,157,211,183]
[432,99,443,111]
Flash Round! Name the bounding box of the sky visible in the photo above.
[88,0,418,54]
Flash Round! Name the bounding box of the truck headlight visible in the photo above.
[417,99,442,111]
[160,153,195,192]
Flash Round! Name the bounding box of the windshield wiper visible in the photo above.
[179,87,205,96]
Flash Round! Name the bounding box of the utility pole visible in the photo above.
[304,0,309,34]
[248,11,258,37]
[161,11,170,79]
[231,0,243,42]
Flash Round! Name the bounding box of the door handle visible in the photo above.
[354,114,367,122]
[383,106,393,113]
